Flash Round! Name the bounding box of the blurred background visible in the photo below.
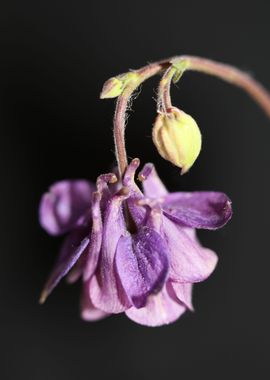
[1,0,270,379]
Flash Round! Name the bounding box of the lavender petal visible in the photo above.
[164,217,218,283]
[39,229,90,303]
[81,280,109,321]
[125,282,186,326]
[168,281,194,311]
[163,191,232,229]
[123,158,146,225]
[83,192,103,281]
[115,226,169,308]
[90,190,131,313]
[67,190,103,283]
[39,180,94,235]
[139,163,168,198]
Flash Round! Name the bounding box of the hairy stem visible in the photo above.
[114,61,170,177]
[112,56,270,177]
[181,56,270,118]
[157,66,177,112]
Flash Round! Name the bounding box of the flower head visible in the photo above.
[39,159,232,326]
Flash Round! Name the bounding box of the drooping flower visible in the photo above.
[39,158,232,326]
[39,55,270,326]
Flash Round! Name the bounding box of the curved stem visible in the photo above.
[158,66,176,113]
[113,89,133,177]
[175,55,270,118]
[113,61,170,177]
[111,55,270,177]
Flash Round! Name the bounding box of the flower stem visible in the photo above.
[114,61,170,177]
[112,56,270,177]
[158,66,177,113]
[180,55,270,118]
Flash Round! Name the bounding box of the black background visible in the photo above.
[1,1,270,379]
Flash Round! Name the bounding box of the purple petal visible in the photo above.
[123,158,142,198]
[96,173,117,211]
[168,281,194,311]
[39,229,90,303]
[39,180,94,236]
[83,192,103,281]
[90,190,131,313]
[125,282,186,326]
[66,191,103,284]
[163,217,218,283]
[163,191,232,230]
[108,166,122,195]
[138,163,168,198]
[123,159,146,225]
[80,280,109,321]
[66,175,118,285]
[115,227,169,308]
[66,253,86,284]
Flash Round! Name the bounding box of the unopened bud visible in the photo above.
[100,77,123,99]
[100,72,139,99]
[152,107,202,174]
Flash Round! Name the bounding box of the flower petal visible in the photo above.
[168,281,194,311]
[39,229,90,303]
[80,280,109,321]
[83,192,103,281]
[163,191,232,230]
[115,227,169,308]
[125,282,186,326]
[163,217,218,283]
[66,190,103,284]
[138,163,168,198]
[123,158,146,225]
[123,158,142,198]
[96,173,117,211]
[39,180,94,235]
[66,253,86,284]
[90,189,131,313]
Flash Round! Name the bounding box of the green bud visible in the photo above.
[100,72,139,99]
[100,77,124,99]
[152,107,202,174]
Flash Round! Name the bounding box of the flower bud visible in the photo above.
[100,77,124,99]
[152,107,201,174]
[100,72,139,99]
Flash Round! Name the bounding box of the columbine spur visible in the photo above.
[39,55,270,326]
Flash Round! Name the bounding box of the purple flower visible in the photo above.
[39,158,232,326]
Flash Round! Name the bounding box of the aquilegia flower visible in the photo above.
[39,55,270,326]
[40,159,232,326]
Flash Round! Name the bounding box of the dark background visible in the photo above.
[1,1,270,379]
